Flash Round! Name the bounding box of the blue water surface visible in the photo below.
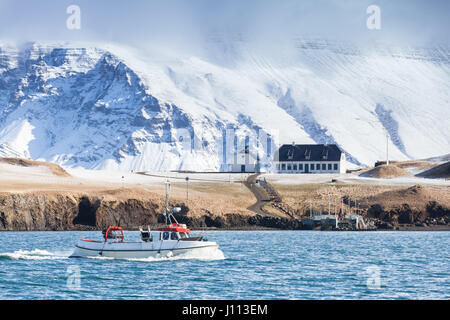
[0,230,448,299]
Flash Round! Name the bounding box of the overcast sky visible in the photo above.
[0,0,448,53]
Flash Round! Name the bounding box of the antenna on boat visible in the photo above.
[163,178,180,225]
[165,179,170,224]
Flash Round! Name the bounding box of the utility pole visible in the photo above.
[185,176,189,200]
[328,194,331,215]
[165,179,170,223]
[386,131,389,165]
[165,179,170,210]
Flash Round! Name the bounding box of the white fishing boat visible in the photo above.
[70,181,219,259]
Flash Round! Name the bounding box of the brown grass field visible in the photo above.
[272,182,450,216]
[0,158,71,177]
[0,157,448,221]
[143,181,255,217]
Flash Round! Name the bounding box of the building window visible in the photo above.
[305,149,311,160]
[322,163,326,170]
[287,149,294,160]
[328,163,332,170]
[293,164,297,170]
[334,163,338,171]
[310,163,314,170]
[287,164,292,170]
[281,163,286,171]
[299,164,303,171]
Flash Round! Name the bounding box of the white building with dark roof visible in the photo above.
[273,144,346,174]
[231,145,260,173]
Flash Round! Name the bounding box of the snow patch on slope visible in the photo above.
[375,103,409,158]
[0,40,449,171]
[276,88,361,165]
[0,119,34,158]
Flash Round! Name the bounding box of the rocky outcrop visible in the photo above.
[0,190,177,231]
[0,158,71,177]
[0,193,80,231]
[366,201,450,230]
[416,161,450,179]
[2,186,448,231]
[354,184,450,230]
[173,211,305,230]
[0,191,308,231]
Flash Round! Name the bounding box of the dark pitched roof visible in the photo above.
[274,144,342,162]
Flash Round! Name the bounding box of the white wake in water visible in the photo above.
[0,247,225,262]
[0,249,71,260]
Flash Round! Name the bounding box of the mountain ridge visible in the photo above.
[0,40,449,171]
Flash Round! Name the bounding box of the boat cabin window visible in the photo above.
[170,232,179,240]
[140,229,152,242]
[162,232,170,240]
[103,229,124,242]
[179,232,187,239]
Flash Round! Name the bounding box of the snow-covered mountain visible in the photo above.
[0,40,449,171]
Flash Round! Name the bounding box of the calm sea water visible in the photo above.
[0,230,448,300]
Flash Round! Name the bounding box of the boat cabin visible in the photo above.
[97,222,202,244]
[140,223,203,242]
[102,226,124,243]
[160,231,189,241]
[155,223,198,241]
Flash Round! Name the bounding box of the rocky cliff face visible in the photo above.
[367,201,450,229]
[0,191,163,231]
[0,45,219,171]
[0,190,307,231]
[1,188,449,231]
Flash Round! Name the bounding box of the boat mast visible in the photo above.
[165,179,170,224]
[163,178,180,226]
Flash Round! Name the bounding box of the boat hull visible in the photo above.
[70,239,219,259]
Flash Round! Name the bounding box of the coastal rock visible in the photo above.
[426,201,450,218]
[0,192,164,231]
[0,191,306,231]
[1,189,448,231]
